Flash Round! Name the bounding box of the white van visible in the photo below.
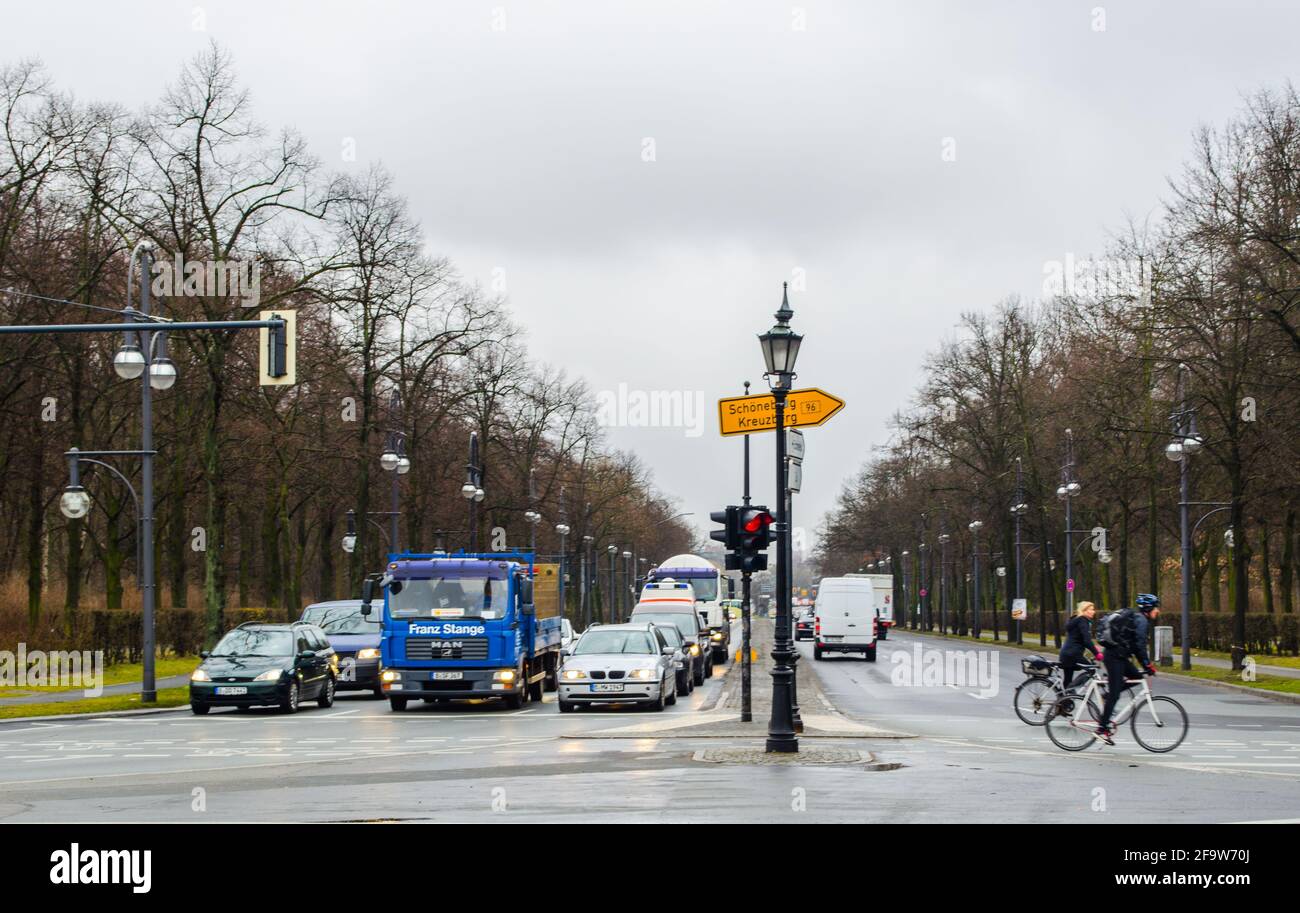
[813,576,877,661]
[844,573,894,638]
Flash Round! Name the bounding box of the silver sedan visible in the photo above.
[557,623,678,713]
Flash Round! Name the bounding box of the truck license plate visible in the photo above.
[591,683,624,693]
[431,671,463,681]
[215,686,247,695]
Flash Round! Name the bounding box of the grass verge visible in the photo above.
[0,686,190,719]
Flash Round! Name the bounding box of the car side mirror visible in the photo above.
[561,647,572,657]
[519,577,535,615]
[298,650,315,661]
[662,645,675,655]
[199,651,210,659]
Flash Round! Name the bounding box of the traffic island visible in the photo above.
[563,619,913,740]
[693,746,902,769]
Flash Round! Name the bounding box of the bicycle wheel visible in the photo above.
[1044,695,1103,752]
[1013,677,1059,726]
[1130,695,1188,753]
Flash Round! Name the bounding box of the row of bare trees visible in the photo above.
[816,86,1300,665]
[0,46,693,647]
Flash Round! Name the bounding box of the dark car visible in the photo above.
[795,609,815,641]
[189,622,338,714]
[652,622,694,696]
[300,599,383,696]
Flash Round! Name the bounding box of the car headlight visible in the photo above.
[357,648,381,660]
[254,669,285,682]
[492,669,517,682]
[711,632,723,641]
[562,668,587,680]
[190,668,210,682]
[628,668,656,680]
[688,644,700,656]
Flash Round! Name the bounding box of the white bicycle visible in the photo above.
[1044,664,1188,753]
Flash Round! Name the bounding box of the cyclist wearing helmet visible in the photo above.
[1096,594,1160,744]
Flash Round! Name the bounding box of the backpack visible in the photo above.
[1096,609,1138,651]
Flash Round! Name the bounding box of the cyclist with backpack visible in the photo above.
[1095,594,1160,745]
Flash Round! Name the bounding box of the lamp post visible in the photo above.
[555,489,570,620]
[379,391,409,553]
[1166,364,1204,670]
[581,533,594,627]
[937,533,950,634]
[622,550,633,616]
[758,282,802,754]
[900,550,910,632]
[969,520,984,639]
[461,431,484,552]
[1010,457,1029,645]
[607,544,618,622]
[1057,430,1081,636]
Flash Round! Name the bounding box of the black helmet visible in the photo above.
[1135,593,1159,612]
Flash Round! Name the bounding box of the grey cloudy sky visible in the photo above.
[6,0,1297,553]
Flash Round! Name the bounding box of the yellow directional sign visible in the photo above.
[717,387,845,436]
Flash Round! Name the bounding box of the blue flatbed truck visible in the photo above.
[359,552,563,711]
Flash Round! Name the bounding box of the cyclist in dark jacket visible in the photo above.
[1097,594,1160,744]
[1059,601,1100,694]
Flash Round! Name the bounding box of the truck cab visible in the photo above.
[360,553,563,711]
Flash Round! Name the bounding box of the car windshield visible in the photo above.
[573,630,656,655]
[631,611,697,637]
[389,576,502,619]
[211,628,293,657]
[301,604,380,635]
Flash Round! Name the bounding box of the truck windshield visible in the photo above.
[389,577,502,619]
[688,577,719,601]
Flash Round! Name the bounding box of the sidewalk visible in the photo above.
[0,674,191,705]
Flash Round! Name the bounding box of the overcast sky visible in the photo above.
[6,1,1297,555]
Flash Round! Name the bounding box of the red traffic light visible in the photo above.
[743,511,773,533]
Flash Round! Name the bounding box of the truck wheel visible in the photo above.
[544,654,558,692]
[865,644,877,662]
[389,696,407,712]
[813,645,824,661]
[503,689,524,710]
[527,663,545,702]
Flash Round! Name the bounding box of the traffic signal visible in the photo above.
[736,506,773,573]
[709,506,740,551]
[259,310,297,386]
